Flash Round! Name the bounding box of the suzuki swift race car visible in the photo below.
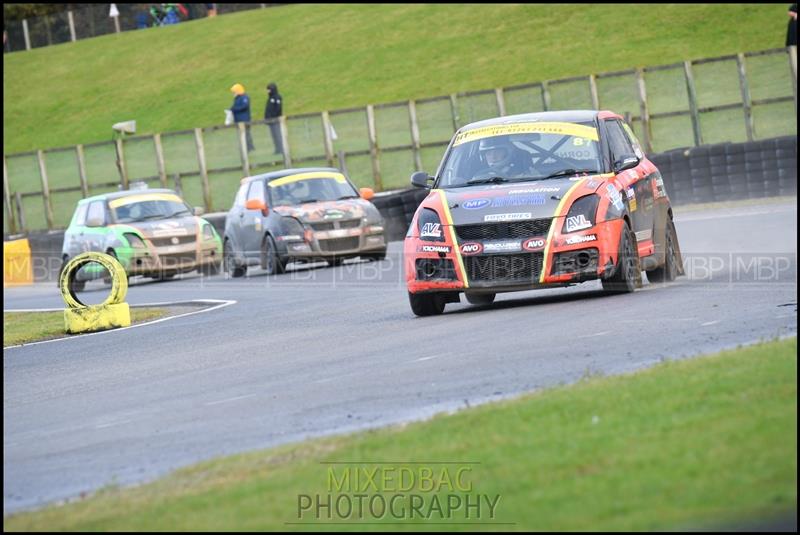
[223,168,386,277]
[404,110,684,316]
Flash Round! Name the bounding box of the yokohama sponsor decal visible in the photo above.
[564,234,597,245]
[460,242,483,255]
[418,244,451,253]
[522,238,545,251]
[484,212,531,222]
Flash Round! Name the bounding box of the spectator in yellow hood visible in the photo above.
[229,83,254,151]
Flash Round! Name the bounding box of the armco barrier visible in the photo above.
[3,238,33,286]
[12,135,796,281]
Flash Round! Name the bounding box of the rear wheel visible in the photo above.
[408,291,446,316]
[262,235,286,275]
[602,223,641,294]
[465,292,496,306]
[224,240,246,278]
[647,218,679,283]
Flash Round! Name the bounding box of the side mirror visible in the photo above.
[411,171,433,188]
[193,206,205,216]
[85,217,104,228]
[613,155,640,173]
[245,199,269,216]
[359,187,375,201]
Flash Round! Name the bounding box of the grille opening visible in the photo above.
[455,219,551,241]
[415,258,457,281]
[318,237,360,252]
[463,252,544,283]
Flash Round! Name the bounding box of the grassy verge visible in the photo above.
[5,337,796,531]
[3,308,168,347]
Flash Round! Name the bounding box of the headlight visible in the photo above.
[563,194,599,233]
[281,216,305,236]
[417,208,445,242]
[123,232,146,248]
[202,224,216,240]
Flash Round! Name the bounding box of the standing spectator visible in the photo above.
[206,3,217,17]
[230,83,255,152]
[264,82,284,155]
[788,4,798,47]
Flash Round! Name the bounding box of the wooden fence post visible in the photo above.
[3,157,16,235]
[683,60,703,147]
[237,123,251,176]
[449,94,460,131]
[15,192,27,233]
[337,150,349,178]
[495,88,507,116]
[635,68,653,154]
[408,100,423,172]
[366,104,383,192]
[736,53,755,141]
[173,173,183,197]
[194,128,212,211]
[67,11,77,42]
[589,74,600,110]
[279,116,292,167]
[153,134,168,188]
[75,144,89,197]
[22,19,31,50]
[115,138,128,189]
[37,150,55,230]
[541,81,551,111]
[321,111,336,168]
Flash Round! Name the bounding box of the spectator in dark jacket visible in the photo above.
[264,82,284,155]
[230,83,254,151]
[788,4,798,47]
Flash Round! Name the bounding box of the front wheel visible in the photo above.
[262,235,286,275]
[224,241,246,278]
[602,223,641,294]
[647,218,679,283]
[408,291,446,316]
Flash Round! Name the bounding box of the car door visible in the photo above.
[226,183,248,257]
[242,180,268,261]
[603,119,655,246]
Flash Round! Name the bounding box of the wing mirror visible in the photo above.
[245,199,269,216]
[411,171,433,188]
[193,206,205,216]
[359,187,375,201]
[613,155,640,173]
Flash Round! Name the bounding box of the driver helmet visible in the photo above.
[479,137,514,169]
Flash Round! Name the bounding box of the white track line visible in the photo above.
[205,394,256,406]
[4,299,236,350]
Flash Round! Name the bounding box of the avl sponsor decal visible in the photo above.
[565,214,592,233]
[420,223,442,238]
[522,238,545,251]
[460,242,483,255]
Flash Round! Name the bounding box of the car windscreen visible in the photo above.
[110,194,192,223]
[437,121,602,188]
[267,174,359,206]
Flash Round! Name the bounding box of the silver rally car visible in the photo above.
[223,168,387,277]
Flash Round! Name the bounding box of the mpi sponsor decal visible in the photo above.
[460,242,483,255]
[490,194,546,208]
[565,214,592,233]
[483,240,522,253]
[484,212,532,222]
[522,238,546,251]
[564,234,598,245]
[420,223,442,239]
[418,245,452,254]
[462,198,491,210]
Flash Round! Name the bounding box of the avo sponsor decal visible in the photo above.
[459,242,483,255]
[522,238,546,251]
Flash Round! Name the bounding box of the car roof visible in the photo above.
[240,167,344,185]
[457,110,608,133]
[78,188,181,205]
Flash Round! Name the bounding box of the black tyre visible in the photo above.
[103,249,118,285]
[408,291,446,316]
[262,235,286,275]
[602,223,641,294]
[327,257,345,267]
[647,218,679,283]
[224,240,246,278]
[465,292,496,306]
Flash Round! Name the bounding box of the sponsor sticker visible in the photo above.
[420,222,442,238]
[606,184,624,211]
[452,122,599,146]
[419,245,451,254]
[565,234,598,245]
[565,214,592,233]
[255,218,262,231]
[507,186,560,194]
[484,212,532,222]
[522,238,545,251]
[491,195,545,207]
[460,242,483,255]
[462,198,491,210]
[324,210,345,219]
[483,240,522,253]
